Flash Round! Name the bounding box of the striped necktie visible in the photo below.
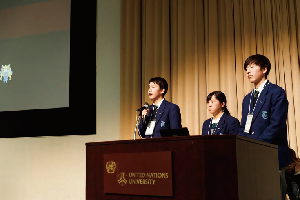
[253,90,259,107]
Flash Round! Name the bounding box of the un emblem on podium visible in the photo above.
[106,161,116,174]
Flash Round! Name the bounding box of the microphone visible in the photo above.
[136,102,149,112]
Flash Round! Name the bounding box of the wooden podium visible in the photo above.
[86,135,280,200]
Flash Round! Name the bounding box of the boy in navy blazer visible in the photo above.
[138,77,182,138]
[239,54,291,200]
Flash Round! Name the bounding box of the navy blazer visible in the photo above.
[239,81,291,169]
[138,100,182,138]
[202,113,239,135]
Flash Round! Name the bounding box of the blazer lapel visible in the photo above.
[155,100,166,126]
[249,94,254,113]
[208,119,213,135]
[213,114,226,135]
[148,105,153,118]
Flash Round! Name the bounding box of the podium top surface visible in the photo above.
[86,135,277,149]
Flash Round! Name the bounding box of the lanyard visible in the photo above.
[248,90,254,114]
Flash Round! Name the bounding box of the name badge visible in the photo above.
[244,113,253,133]
[145,121,156,135]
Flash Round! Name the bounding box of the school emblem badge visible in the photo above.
[262,111,268,119]
[0,64,13,83]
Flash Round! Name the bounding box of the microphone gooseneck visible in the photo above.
[136,102,149,112]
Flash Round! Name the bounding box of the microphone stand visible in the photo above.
[133,111,141,140]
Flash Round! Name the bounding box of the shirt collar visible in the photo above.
[212,112,224,124]
[255,79,268,93]
[153,98,164,109]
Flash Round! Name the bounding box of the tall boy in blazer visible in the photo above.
[239,54,291,200]
[138,77,182,138]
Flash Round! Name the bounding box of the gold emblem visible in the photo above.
[106,161,116,174]
[118,172,127,186]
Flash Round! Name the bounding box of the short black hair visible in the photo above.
[244,54,271,78]
[149,77,168,97]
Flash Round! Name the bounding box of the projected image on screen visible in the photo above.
[0,0,70,112]
[0,64,13,83]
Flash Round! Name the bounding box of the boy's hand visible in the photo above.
[141,109,149,118]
